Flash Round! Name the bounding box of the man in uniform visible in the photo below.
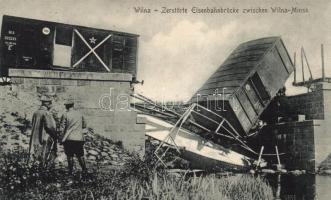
[29,96,57,167]
[59,99,87,176]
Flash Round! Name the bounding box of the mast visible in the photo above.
[301,47,305,83]
[293,52,297,84]
[321,44,325,80]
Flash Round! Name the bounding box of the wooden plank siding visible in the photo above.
[191,37,294,136]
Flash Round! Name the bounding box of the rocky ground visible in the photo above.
[0,85,132,168]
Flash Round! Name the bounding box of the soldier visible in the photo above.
[59,99,87,176]
[29,96,57,167]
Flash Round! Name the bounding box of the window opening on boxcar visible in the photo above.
[250,72,270,102]
[55,26,72,46]
[53,27,73,68]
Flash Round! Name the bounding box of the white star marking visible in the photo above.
[89,37,97,44]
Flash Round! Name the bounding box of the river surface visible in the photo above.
[264,174,331,200]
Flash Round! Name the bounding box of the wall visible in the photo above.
[286,87,324,120]
[268,120,330,172]
[258,120,318,171]
[313,120,331,171]
[286,83,331,170]
[9,68,145,157]
[258,83,331,172]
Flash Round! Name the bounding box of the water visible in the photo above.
[264,174,331,200]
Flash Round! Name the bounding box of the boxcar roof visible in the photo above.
[191,36,284,100]
[2,15,139,37]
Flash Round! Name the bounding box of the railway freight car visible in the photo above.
[0,15,138,78]
[190,37,294,137]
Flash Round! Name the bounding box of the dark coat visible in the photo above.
[29,106,57,159]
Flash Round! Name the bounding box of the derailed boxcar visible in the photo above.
[0,15,139,77]
[190,37,294,136]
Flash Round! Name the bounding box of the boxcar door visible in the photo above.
[18,26,37,68]
[71,28,112,72]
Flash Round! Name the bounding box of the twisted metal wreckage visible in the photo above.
[132,37,294,171]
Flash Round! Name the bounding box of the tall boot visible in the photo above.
[77,156,88,181]
[67,156,74,176]
[77,156,87,173]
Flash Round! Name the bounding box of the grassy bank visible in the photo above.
[0,150,273,200]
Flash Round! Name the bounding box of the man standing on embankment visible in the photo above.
[59,99,87,176]
[29,96,58,166]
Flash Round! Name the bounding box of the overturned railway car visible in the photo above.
[0,15,139,78]
[190,37,294,136]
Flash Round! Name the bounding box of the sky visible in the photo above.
[0,0,330,101]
